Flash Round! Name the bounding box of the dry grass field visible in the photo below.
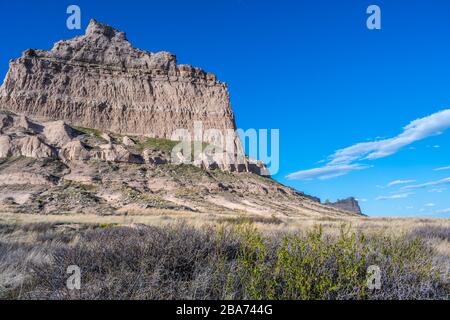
[0,210,448,300]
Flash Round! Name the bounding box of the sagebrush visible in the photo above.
[0,222,448,300]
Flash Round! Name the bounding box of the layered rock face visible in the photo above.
[0,113,361,217]
[0,19,238,148]
[0,112,172,165]
[0,111,267,175]
[0,20,365,217]
[325,197,362,215]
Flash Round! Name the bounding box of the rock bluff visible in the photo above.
[0,19,237,143]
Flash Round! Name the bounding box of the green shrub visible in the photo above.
[234,223,275,299]
[132,137,179,154]
[227,223,445,300]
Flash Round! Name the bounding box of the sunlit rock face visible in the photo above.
[0,19,258,172]
[0,19,238,143]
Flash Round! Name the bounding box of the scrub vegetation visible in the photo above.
[0,221,448,300]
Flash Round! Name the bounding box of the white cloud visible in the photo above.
[425,203,436,207]
[386,179,416,187]
[437,208,450,214]
[429,188,446,193]
[287,109,450,181]
[286,164,370,181]
[330,110,450,164]
[402,177,450,190]
[376,192,415,201]
[434,166,450,171]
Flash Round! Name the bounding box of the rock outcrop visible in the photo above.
[0,135,56,159]
[93,143,143,164]
[42,121,76,147]
[0,20,238,142]
[0,19,254,173]
[0,20,364,218]
[0,112,268,176]
[60,140,90,162]
[325,197,363,215]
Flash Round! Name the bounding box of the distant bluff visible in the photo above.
[0,19,238,143]
[325,197,363,215]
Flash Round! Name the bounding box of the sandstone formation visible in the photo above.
[42,120,76,147]
[0,19,258,174]
[0,135,55,159]
[0,111,362,216]
[60,140,90,162]
[122,136,135,146]
[0,20,363,217]
[0,20,240,144]
[0,111,266,174]
[325,197,362,215]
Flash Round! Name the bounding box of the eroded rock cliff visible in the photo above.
[0,20,363,217]
[325,197,363,215]
[0,19,237,144]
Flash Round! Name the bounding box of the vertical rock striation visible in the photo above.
[0,19,237,143]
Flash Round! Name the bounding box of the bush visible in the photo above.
[0,222,447,300]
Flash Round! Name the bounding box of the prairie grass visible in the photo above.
[0,221,448,300]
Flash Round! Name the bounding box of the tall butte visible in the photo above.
[0,19,239,144]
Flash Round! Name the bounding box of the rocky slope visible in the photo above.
[0,111,361,218]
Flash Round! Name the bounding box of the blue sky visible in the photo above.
[1,0,450,217]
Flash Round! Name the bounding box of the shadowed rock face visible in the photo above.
[325,197,363,215]
[0,19,237,143]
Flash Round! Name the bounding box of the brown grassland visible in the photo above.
[0,211,448,300]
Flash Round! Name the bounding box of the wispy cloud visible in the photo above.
[286,164,370,181]
[329,110,450,164]
[386,179,416,187]
[437,208,450,214]
[434,166,450,171]
[429,188,447,193]
[375,192,415,201]
[287,109,450,180]
[402,177,450,190]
